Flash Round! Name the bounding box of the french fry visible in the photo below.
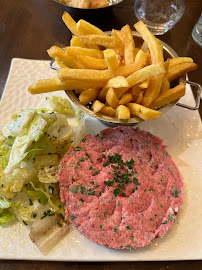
[55,57,69,69]
[121,24,136,65]
[168,57,193,68]
[131,85,142,96]
[135,91,144,104]
[141,41,148,53]
[119,92,133,105]
[117,62,165,99]
[104,49,119,72]
[134,21,164,64]
[134,21,164,106]
[106,88,119,109]
[62,12,78,35]
[167,62,198,82]
[64,47,104,59]
[65,46,104,59]
[113,30,124,43]
[161,76,170,93]
[58,68,114,82]
[141,76,164,107]
[79,88,100,105]
[115,105,130,119]
[70,36,87,48]
[100,106,115,117]
[75,89,85,94]
[98,76,129,101]
[161,59,170,93]
[127,103,161,120]
[78,35,124,49]
[28,78,106,94]
[76,19,107,36]
[150,84,186,110]
[77,55,108,70]
[139,78,150,89]
[117,49,148,77]
[111,29,124,55]
[47,46,85,69]
[92,100,105,113]
[104,76,129,88]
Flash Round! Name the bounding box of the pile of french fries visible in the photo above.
[29,12,198,121]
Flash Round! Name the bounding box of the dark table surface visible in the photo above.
[0,0,202,269]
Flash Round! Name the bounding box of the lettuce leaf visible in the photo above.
[0,167,37,199]
[48,96,73,114]
[0,198,12,209]
[26,182,64,216]
[1,110,35,137]
[4,114,47,174]
[17,205,34,222]
[0,210,16,225]
[0,146,10,170]
[27,190,48,205]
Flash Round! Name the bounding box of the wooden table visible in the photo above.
[0,0,202,269]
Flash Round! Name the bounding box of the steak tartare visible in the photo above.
[58,127,183,249]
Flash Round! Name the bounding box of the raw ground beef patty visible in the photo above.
[58,127,183,249]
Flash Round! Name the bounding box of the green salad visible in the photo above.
[0,96,85,227]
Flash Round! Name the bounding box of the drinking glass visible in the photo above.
[192,13,202,48]
[134,0,186,35]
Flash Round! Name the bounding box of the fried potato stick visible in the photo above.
[150,84,186,110]
[28,78,106,94]
[57,68,114,82]
[134,21,164,106]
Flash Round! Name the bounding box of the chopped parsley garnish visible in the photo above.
[126,225,131,230]
[100,224,103,228]
[104,180,114,186]
[79,157,88,162]
[125,245,133,249]
[92,170,101,176]
[29,199,33,206]
[82,138,86,142]
[104,211,108,217]
[113,228,119,232]
[71,215,77,220]
[133,177,140,185]
[57,221,62,227]
[72,185,80,194]
[75,163,80,168]
[168,216,174,221]
[102,154,106,158]
[155,143,159,150]
[171,186,180,198]
[80,198,84,202]
[131,236,135,242]
[117,201,121,206]
[89,166,93,170]
[162,221,168,224]
[113,188,121,196]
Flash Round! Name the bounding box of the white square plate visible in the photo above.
[0,58,201,261]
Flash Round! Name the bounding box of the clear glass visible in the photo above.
[134,0,186,35]
[192,13,202,48]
